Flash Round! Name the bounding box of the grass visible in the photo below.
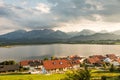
[0,74,66,80]
[92,70,120,77]
[91,70,120,80]
[0,70,120,80]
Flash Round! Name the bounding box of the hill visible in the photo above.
[0,29,120,45]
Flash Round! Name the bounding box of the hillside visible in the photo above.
[0,29,120,45]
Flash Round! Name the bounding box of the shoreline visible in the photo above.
[0,42,119,48]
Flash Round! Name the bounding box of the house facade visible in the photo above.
[85,55,105,67]
[0,64,19,73]
[20,60,43,73]
[43,59,72,73]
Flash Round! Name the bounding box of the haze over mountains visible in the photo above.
[0,29,120,45]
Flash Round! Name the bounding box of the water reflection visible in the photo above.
[0,44,120,61]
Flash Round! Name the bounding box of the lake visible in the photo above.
[0,44,120,61]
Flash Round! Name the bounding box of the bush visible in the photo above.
[117,68,120,72]
[109,64,115,72]
[61,69,91,80]
[118,75,120,79]
[101,76,107,80]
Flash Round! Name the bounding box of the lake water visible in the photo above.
[0,44,120,61]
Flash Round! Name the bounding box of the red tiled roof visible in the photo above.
[115,58,120,63]
[20,60,29,66]
[20,60,42,66]
[87,57,101,64]
[43,59,72,70]
[118,59,120,63]
[70,55,82,60]
[106,54,117,59]
[69,60,80,66]
[91,55,105,60]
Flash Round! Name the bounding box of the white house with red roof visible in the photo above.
[43,59,72,73]
[20,60,43,74]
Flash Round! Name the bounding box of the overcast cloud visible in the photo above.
[0,0,120,34]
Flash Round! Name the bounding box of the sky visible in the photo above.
[0,0,120,34]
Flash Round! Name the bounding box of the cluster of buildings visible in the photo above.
[0,54,120,74]
[86,54,120,67]
[20,55,82,74]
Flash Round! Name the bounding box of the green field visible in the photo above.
[91,70,120,80]
[0,70,120,80]
[0,74,66,80]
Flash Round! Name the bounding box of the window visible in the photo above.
[60,62,63,64]
[53,62,56,65]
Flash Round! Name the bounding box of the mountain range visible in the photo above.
[0,29,120,45]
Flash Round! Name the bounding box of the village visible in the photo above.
[0,54,120,75]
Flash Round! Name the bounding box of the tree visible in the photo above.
[117,65,120,72]
[0,60,16,65]
[2,61,9,65]
[103,62,107,69]
[8,60,16,65]
[118,75,120,79]
[44,57,49,61]
[109,64,115,72]
[101,76,107,80]
[51,56,55,60]
[117,67,120,72]
[61,69,91,80]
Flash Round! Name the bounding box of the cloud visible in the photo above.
[0,0,4,7]
[35,3,51,13]
[0,3,56,30]
[0,0,120,34]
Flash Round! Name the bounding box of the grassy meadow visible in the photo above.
[91,70,120,80]
[0,70,120,80]
[0,74,66,80]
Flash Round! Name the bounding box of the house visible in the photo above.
[28,60,43,69]
[69,60,80,69]
[117,58,120,63]
[106,54,117,60]
[111,58,120,66]
[111,61,120,66]
[85,57,103,67]
[20,60,30,68]
[43,59,72,73]
[20,60,43,72]
[0,64,19,73]
[20,60,42,68]
[90,55,105,60]
[69,55,82,60]
[103,57,112,63]
[103,57,120,66]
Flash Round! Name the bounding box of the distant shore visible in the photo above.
[0,42,119,48]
